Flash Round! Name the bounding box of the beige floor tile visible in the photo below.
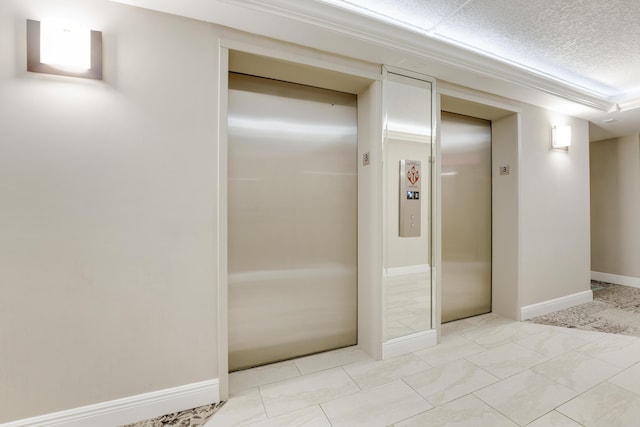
[551,326,606,343]
[558,382,640,426]
[526,411,583,426]
[293,346,370,374]
[204,388,266,427]
[461,323,530,348]
[230,360,300,394]
[532,350,621,392]
[465,342,548,378]
[513,321,563,336]
[259,367,359,417]
[608,361,640,395]
[415,334,486,366]
[515,330,592,357]
[343,353,430,390]
[403,359,498,406]
[245,406,331,427]
[474,370,577,426]
[441,319,480,336]
[574,334,640,368]
[321,380,432,427]
[465,313,515,328]
[393,394,517,427]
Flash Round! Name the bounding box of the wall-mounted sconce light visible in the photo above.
[551,125,571,150]
[27,18,102,80]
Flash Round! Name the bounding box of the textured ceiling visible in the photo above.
[323,0,640,102]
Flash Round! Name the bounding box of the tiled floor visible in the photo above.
[205,313,640,426]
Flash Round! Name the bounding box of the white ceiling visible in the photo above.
[110,0,640,140]
[324,0,640,102]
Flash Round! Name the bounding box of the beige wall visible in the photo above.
[492,113,520,319]
[357,80,384,360]
[590,135,640,278]
[518,105,591,306]
[0,0,220,422]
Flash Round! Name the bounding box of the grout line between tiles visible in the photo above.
[255,384,269,422]
[471,387,535,426]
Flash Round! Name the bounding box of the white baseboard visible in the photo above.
[382,329,437,359]
[592,271,640,288]
[520,290,593,320]
[1,379,219,427]
[387,264,430,277]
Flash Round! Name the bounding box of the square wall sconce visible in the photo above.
[551,125,571,150]
[27,18,102,80]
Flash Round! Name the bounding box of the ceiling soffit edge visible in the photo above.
[235,0,615,112]
[617,97,640,112]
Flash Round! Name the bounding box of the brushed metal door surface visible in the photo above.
[227,73,358,371]
[441,112,492,323]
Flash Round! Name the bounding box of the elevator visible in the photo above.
[441,112,492,323]
[227,73,358,371]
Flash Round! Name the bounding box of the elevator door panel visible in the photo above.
[227,73,358,371]
[441,112,492,323]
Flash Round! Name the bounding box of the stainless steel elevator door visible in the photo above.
[441,112,492,323]
[227,73,358,371]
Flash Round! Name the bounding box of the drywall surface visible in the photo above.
[590,135,640,278]
[0,0,219,421]
[518,104,591,307]
[357,80,384,359]
[492,113,520,319]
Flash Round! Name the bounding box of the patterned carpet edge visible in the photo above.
[528,281,640,337]
[122,401,226,427]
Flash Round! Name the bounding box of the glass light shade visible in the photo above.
[40,18,91,70]
[552,125,571,148]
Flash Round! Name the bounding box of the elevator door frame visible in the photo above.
[437,89,522,332]
[216,43,384,400]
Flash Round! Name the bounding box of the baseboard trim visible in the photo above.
[1,379,219,427]
[382,329,437,359]
[520,290,593,320]
[387,264,430,277]
[592,271,640,289]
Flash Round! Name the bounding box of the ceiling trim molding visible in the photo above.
[618,98,640,112]
[233,0,615,111]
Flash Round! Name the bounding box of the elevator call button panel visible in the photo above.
[399,159,421,237]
